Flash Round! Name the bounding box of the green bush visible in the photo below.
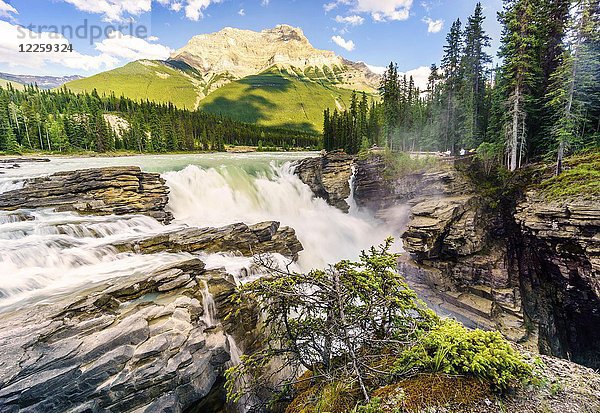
[394,320,532,391]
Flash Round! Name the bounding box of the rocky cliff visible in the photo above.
[296,152,600,370]
[514,193,600,368]
[294,151,354,212]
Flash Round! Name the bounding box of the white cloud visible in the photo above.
[335,14,364,26]
[356,0,413,21]
[423,17,443,33]
[95,30,172,60]
[0,20,118,71]
[325,0,413,22]
[156,0,222,21]
[0,20,173,75]
[61,0,151,22]
[399,66,430,90]
[366,64,385,75]
[324,0,351,12]
[238,8,245,16]
[261,0,269,5]
[0,0,18,18]
[331,35,355,51]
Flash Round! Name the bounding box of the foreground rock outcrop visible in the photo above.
[0,258,247,412]
[297,151,600,369]
[295,151,354,212]
[0,167,173,224]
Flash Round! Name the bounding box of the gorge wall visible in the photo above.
[295,152,600,369]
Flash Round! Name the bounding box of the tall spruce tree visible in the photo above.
[460,3,492,148]
[441,19,463,153]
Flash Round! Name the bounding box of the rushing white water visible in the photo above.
[0,153,400,311]
[165,162,393,269]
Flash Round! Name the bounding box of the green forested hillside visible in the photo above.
[64,62,366,133]
[199,67,357,132]
[64,60,203,110]
[0,79,24,90]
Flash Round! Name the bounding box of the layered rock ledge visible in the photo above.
[0,258,251,413]
[114,221,304,261]
[0,167,173,224]
[515,194,600,368]
[295,150,354,212]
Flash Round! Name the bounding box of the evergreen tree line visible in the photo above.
[0,86,320,154]
[324,1,600,170]
[323,91,380,154]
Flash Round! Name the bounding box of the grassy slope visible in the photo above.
[64,61,370,133]
[0,79,24,90]
[199,67,358,132]
[64,60,202,110]
[538,152,600,200]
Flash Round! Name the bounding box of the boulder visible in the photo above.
[0,167,173,224]
[114,221,304,261]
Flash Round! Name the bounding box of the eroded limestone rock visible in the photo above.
[295,151,354,212]
[0,167,173,224]
[0,258,249,413]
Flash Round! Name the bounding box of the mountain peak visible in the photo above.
[171,24,337,79]
[263,24,308,42]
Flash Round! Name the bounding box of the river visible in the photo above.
[0,152,396,312]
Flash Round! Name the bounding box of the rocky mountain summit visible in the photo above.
[171,24,379,91]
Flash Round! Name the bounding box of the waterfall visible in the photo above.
[346,165,359,213]
[164,162,395,270]
[200,279,217,326]
[0,155,398,311]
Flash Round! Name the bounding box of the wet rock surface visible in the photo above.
[0,167,173,224]
[0,258,250,413]
[114,221,304,261]
[294,151,354,212]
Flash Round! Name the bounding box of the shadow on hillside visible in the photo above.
[203,95,276,124]
[201,73,318,132]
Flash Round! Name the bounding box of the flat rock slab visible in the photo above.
[0,166,173,224]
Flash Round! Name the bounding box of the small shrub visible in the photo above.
[394,320,532,391]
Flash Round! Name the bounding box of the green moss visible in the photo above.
[538,152,600,200]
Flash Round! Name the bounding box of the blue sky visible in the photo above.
[0,0,503,83]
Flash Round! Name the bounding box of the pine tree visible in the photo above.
[0,96,18,153]
[498,0,543,170]
[441,19,464,153]
[460,2,492,148]
[548,0,600,173]
[380,62,400,149]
